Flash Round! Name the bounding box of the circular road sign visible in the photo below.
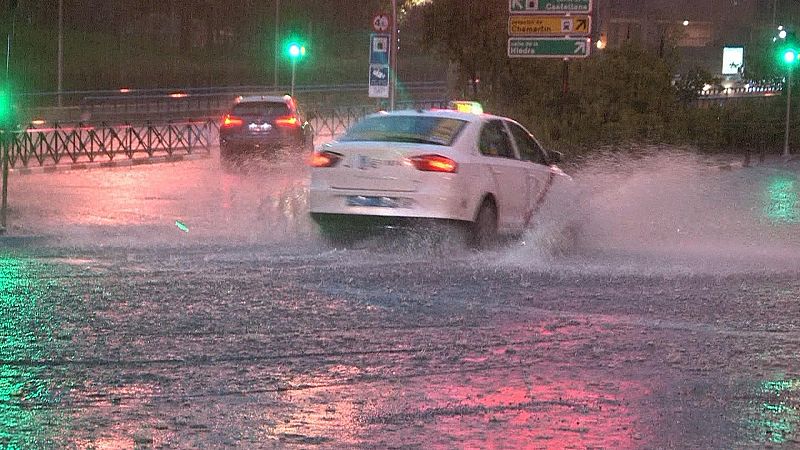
[373,14,390,32]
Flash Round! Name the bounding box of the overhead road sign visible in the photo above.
[508,37,591,58]
[509,0,592,14]
[508,15,591,36]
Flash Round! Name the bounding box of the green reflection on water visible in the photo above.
[748,378,800,444]
[0,256,63,447]
[765,176,799,224]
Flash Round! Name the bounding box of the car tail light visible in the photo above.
[221,114,243,128]
[310,151,342,167]
[409,154,458,173]
[275,115,301,128]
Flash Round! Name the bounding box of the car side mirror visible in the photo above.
[549,150,563,164]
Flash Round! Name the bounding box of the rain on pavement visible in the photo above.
[1,147,799,448]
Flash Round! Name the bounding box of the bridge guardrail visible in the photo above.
[22,82,449,124]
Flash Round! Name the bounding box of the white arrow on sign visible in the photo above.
[510,0,525,10]
[574,40,587,54]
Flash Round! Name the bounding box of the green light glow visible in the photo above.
[747,378,800,444]
[0,256,65,446]
[784,49,798,64]
[0,257,43,441]
[765,176,799,223]
[0,88,13,127]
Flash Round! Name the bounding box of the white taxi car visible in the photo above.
[308,103,572,247]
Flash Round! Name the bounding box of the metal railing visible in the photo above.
[1,99,451,170]
[2,120,215,170]
[307,99,449,139]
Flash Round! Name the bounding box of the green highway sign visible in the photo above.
[507,37,591,58]
[509,0,592,14]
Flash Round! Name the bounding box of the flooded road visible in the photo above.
[1,148,799,448]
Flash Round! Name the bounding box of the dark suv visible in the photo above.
[219,95,314,164]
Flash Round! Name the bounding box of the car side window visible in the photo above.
[507,121,546,165]
[479,120,515,159]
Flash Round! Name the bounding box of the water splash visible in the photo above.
[497,147,800,275]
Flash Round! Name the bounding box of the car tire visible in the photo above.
[469,199,497,249]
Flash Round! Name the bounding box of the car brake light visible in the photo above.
[275,115,300,128]
[310,151,342,167]
[221,114,243,128]
[409,154,458,173]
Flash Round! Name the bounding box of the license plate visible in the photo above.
[248,123,272,132]
[346,195,400,208]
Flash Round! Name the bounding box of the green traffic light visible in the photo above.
[784,49,798,64]
[286,42,306,60]
[0,87,14,128]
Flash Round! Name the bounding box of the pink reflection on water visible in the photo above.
[349,321,651,448]
[70,383,173,448]
[9,156,313,246]
[421,372,643,449]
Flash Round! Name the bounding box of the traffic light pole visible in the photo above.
[274,0,280,87]
[389,0,397,111]
[1,132,7,233]
[785,70,792,158]
[1,5,13,233]
[290,58,296,97]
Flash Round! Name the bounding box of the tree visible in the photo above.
[414,0,505,97]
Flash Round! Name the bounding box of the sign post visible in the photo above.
[368,31,391,99]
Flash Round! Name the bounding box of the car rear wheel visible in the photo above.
[311,213,362,247]
[469,199,497,249]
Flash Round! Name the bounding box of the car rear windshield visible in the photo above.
[232,102,291,117]
[340,115,467,146]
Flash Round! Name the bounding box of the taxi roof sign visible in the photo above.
[448,101,484,114]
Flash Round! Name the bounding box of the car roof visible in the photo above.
[365,108,502,123]
[235,95,292,104]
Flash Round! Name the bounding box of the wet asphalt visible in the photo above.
[0,149,799,448]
